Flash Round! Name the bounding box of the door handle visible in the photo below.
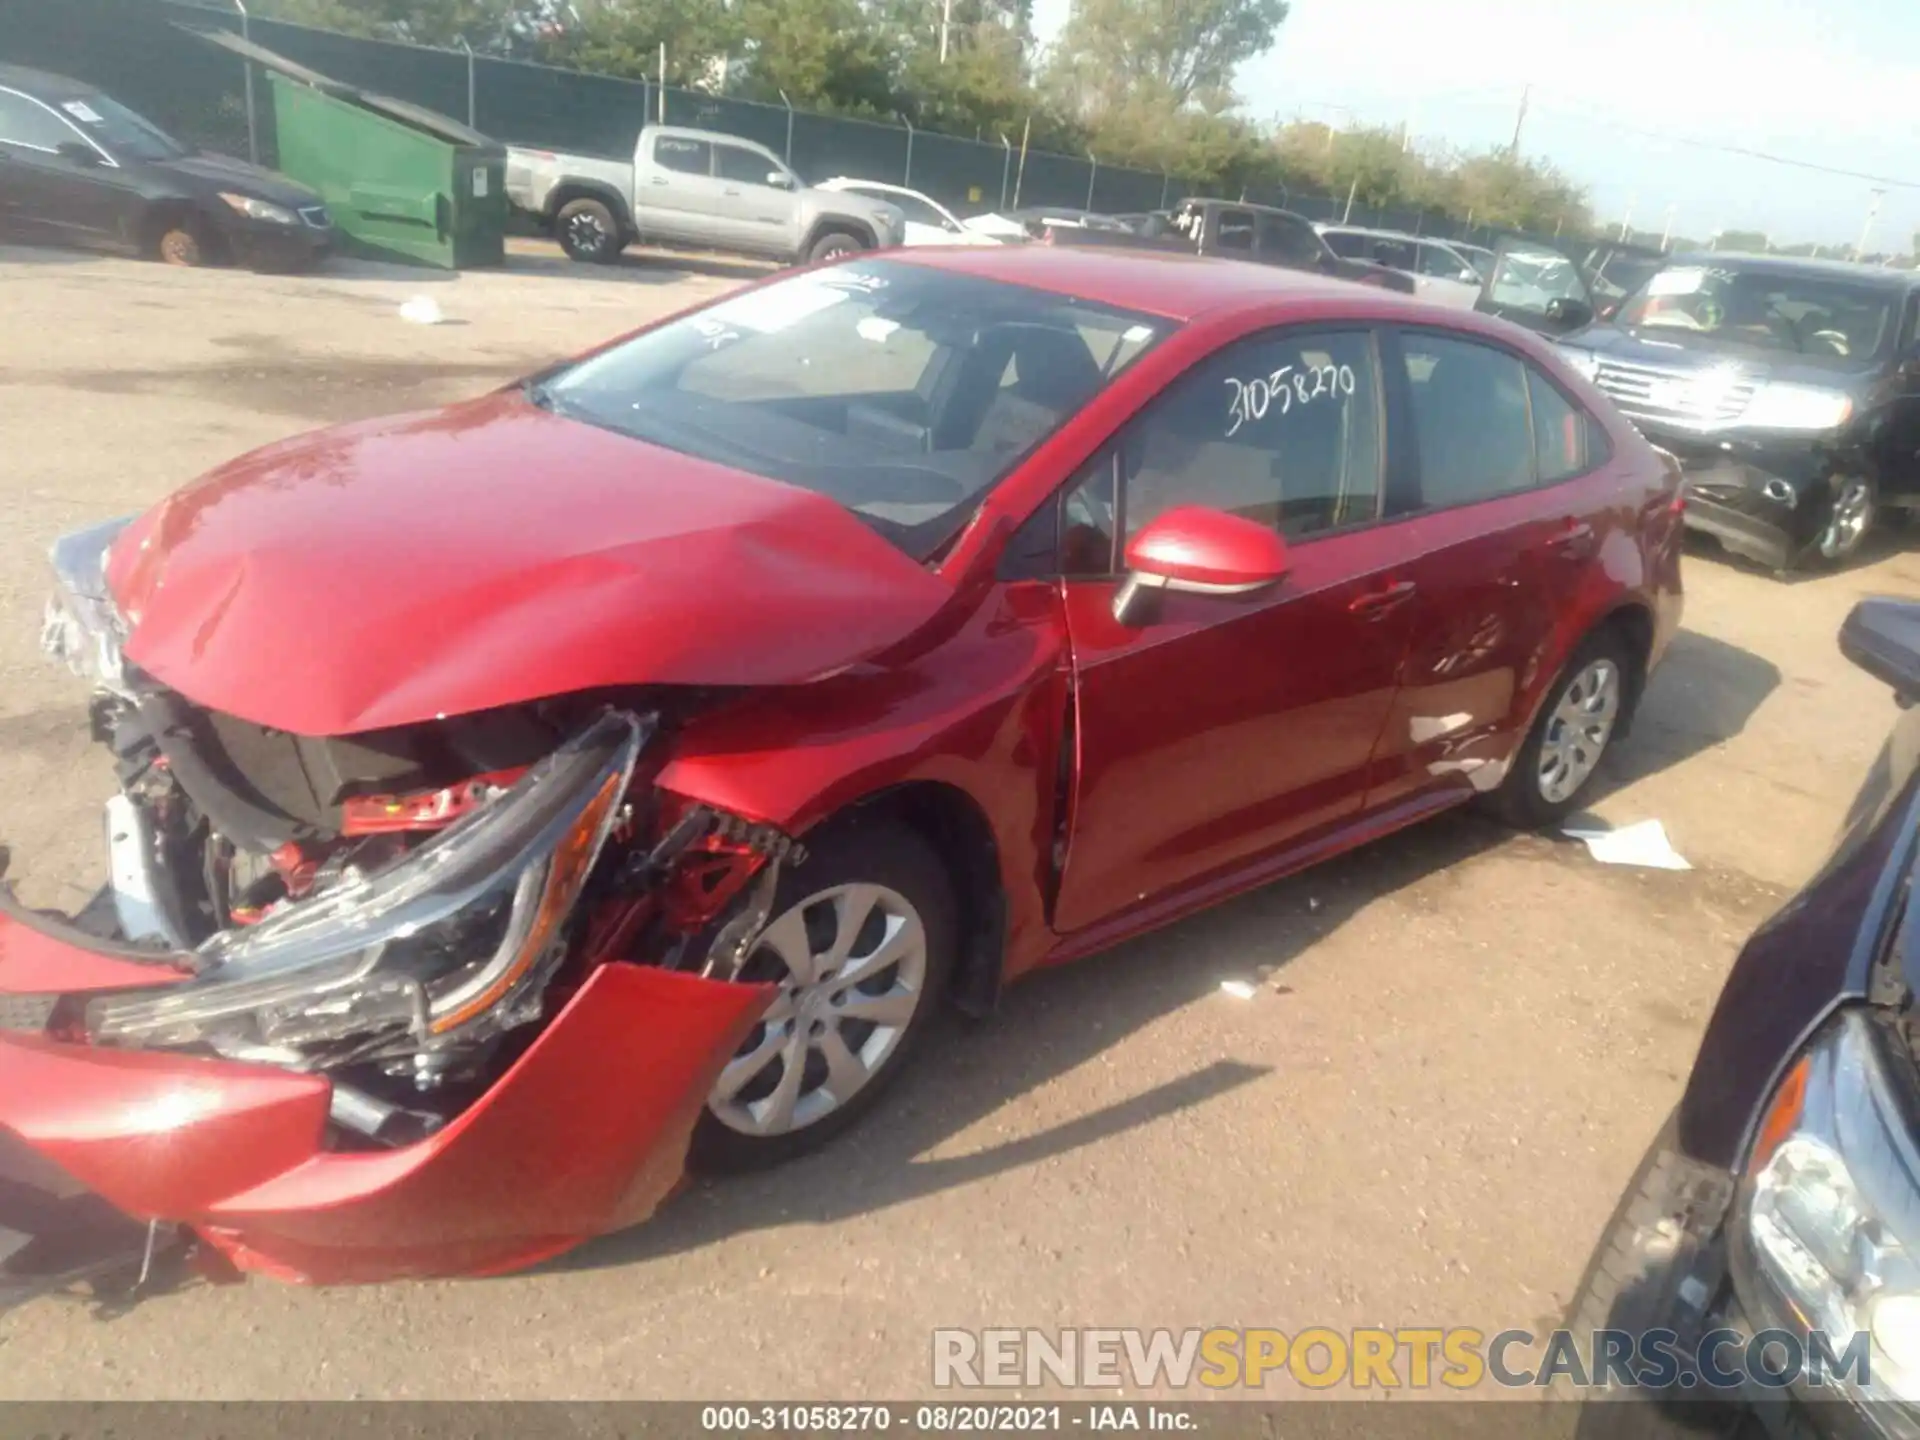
[1348,580,1417,618]
[1548,519,1596,557]
[649,176,669,186]
[723,187,741,196]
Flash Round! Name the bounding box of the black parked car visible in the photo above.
[1570,596,1920,1438]
[1036,196,1419,295]
[0,64,333,271]
[1481,241,1920,573]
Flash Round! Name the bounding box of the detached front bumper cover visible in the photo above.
[0,709,777,1285]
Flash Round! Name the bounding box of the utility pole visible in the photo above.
[1617,195,1635,243]
[1856,187,1888,263]
[939,0,952,62]
[1508,84,1530,159]
[1660,203,1676,250]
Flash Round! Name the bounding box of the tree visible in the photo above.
[731,0,896,117]
[1715,229,1770,252]
[1046,0,1288,115]
[542,0,739,86]
[252,0,544,50]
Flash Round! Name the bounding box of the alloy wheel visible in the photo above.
[1538,658,1620,804]
[566,212,609,258]
[708,882,929,1138]
[1817,478,1874,560]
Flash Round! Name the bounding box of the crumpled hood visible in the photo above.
[107,393,952,736]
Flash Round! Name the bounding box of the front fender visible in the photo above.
[656,583,1070,980]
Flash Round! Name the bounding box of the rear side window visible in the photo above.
[1527,369,1608,483]
[1368,237,1418,271]
[1400,332,1534,505]
[1110,328,1384,546]
[0,89,77,151]
[654,136,712,176]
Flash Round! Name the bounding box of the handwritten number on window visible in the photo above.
[1225,363,1355,437]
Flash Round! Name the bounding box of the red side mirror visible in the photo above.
[1115,506,1289,624]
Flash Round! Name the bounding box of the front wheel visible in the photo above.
[155,221,209,267]
[1808,474,1877,568]
[689,817,956,1173]
[1494,630,1632,828]
[806,230,867,264]
[555,198,625,264]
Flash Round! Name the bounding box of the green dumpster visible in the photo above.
[195,29,505,270]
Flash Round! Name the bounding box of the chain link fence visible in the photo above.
[0,0,1500,244]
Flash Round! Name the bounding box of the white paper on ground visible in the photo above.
[1218,980,1258,1000]
[399,296,446,325]
[1561,819,1691,871]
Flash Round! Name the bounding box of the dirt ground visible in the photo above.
[0,238,1916,1401]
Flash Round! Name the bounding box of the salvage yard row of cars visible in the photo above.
[11,62,1920,1440]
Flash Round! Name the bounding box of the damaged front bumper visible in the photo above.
[4,518,798,1292]
[0,927,770,1286]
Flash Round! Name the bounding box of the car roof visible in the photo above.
[1671,251,1919,291]
[0,63,97,101]
[883,244,1438,322]
[826,178,933,201]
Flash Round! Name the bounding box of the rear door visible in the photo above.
[1476,236,1598,336]
[711,140,798,256]
[1364,325,1598,806]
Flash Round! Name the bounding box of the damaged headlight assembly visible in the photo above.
[86,712,650,1079]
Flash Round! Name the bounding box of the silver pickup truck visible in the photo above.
[506,125,905,266]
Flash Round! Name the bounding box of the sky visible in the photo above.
[1029,0,1920,252]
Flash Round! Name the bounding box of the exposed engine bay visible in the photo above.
[22,516,802,1152]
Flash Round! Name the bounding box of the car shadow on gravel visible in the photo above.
[556,625,1780,1277]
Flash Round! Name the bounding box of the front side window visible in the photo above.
[1618,263,1897,363]
[1400,332,1534,505]
[1056,329,1383,570]
[654,136,712,176]
[0,89,80,152]
[714,144,782,186]
[1488,245,1588,317]
[1367,237,1418,272]
[53,92,183,161]
[1323,231,1368,260]
[1258,213,1323,265]
[1214,208,1256,251]
[1418,243,1474,281]
[536,261,1166,560]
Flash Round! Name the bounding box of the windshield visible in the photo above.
[537,260,1167,559]
[57,93,188,161]
[1617,264,1896,362]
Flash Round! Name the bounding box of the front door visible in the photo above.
[0,88,119,245]
[1050,324,1417,933]
[1476,236,1598,336]
[711,141,799,256]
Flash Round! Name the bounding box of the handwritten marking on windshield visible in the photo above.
[1225,363,1356,436]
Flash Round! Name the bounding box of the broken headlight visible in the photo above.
[86,712,649,1066]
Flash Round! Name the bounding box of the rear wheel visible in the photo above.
[555,198,625,264]
[1495,629,1632,828]
[688,817,955,1173]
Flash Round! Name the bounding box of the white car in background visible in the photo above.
[1316,225,1486,309]
[817,178,1004,246]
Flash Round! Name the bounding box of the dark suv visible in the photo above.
[1483,241,1920,572]
[0,63,333,271]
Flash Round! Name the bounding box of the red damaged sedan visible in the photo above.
[0,245,1682,1295]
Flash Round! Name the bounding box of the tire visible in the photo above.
[555,198,625,264]
[806,229,867,264]
[1803,474,1876,569]
[1565,1114,1739,1437]
[1494,627,1633,828]
[688,816,956,1173]
[155,221,208,267]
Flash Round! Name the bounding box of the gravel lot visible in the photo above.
[1,239,1916,1401]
